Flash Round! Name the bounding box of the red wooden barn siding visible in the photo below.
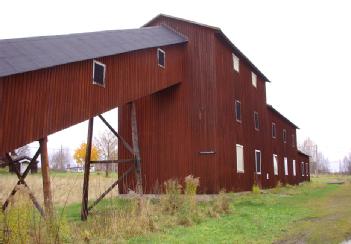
[119,16,221,193]
[267,108,299,186]
[0,44,185,156]
[214,36,270,191]
[118,15,310,194]
[297,152,310,182]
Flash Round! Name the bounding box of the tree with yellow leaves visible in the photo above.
[73,143,100,165]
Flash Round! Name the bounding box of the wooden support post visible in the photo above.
[130,102,142,194]
[39,137,53,217]
[81,118,94,221]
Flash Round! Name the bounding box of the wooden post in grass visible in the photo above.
[130,102,142,194]
[39,137,53,217]
[81,117,94,221]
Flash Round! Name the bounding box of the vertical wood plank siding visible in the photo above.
[0,44,185,155]
[119,16,309,194]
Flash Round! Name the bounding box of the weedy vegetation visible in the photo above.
[0,168,351,243]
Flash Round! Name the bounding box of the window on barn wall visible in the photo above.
[93,60,106,86]
[233,53,239,72]
[305,163,309,176]
[236,144,244,173]
[284,157,288,175]
[272,123,276,138]
[293,160,296,176]
[273,154,278,175]
[283,129,287,143]
[255,150,261,174]
[235,100,241,122]
[157,48,165,68]
[292,134,295,147]
[254,111,260,130]
[251,72,257,88]
[301,162,305,176]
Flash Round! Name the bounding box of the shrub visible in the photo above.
[211,190,231,215]
[161,179,182,215]
[252,184,261,194]
[0,185,70,244]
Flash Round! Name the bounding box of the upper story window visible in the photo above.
[272,123,276,138]
[236,144,244,173]
[232,53,240,72]
[157,48,165,68]
[255,150,261,174]
[251,72,257,88]
[93,60,106,86]
[273,154,278,175]
[292,134,295,147]
[283,129,287,143]
[254,111,260,130]
[235,100,241,122]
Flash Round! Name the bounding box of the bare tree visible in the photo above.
[50,146,71,171]
[94,130,118,176]
[341,153,351,174]
[299,137,330,174]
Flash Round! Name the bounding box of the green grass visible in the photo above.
[128,177,351,243]
[2,173,351,243]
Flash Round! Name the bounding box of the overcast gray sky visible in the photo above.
[1,0,350,168]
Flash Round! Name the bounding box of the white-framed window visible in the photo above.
[254,111,260,130]
[283,129,287,143]
[233,53,240,72]
[301,162,305,176]
[272,123,276,138]
[236,144,244,173]
[305,163,309,176]
[255,150,261,174]
[93,60,106,86]
[157,48,165,68]
[284,157,288,175]
[293,160,296,176]
[251,72,257,88]
[273,154,278,175]
[292,134,295,147]
[235,100,241,122]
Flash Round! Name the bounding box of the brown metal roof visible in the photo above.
[145,14,271,82]
[267,104,299,129]
[0,26,187,78]
[298,150,311,158]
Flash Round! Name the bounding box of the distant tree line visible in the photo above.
[339,153,351,174]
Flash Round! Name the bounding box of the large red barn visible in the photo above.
[0,15,310,215]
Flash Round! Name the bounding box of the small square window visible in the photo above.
[93,60,106,86]
[251,72,257,88]
[233,53,239,72]
[255,150,261,174]
[236,144,244,173]
[157,48,165,68]
[272,123,276,138]
[283,129,287,143]
[254,111,260,130]
[235,100,241,122]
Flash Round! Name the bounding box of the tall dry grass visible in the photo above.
[0,172,119,206]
